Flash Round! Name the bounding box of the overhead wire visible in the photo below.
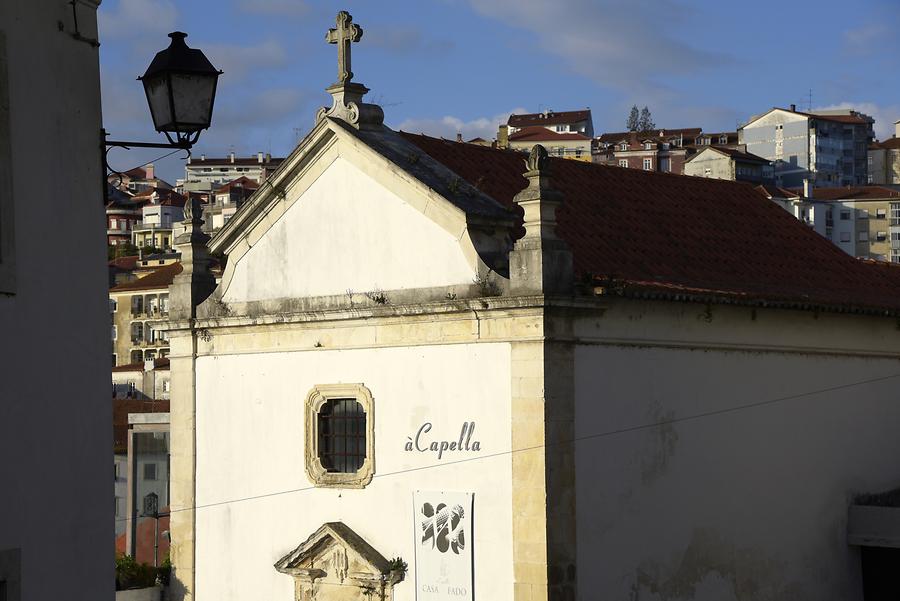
[115,369,900,524]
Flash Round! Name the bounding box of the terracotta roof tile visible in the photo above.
[508,110,591,128]
[401,132,900,314]
[509,126,591,142]
[110,262,182,292]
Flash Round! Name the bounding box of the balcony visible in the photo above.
[132,223,174,233]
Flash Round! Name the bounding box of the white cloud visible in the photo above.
[843,24,889,56]
[98,0,177,39]
[202,39,287,82]
[235,0,309,16]
[815,102,900,140]
[365,26,455,54]
[394,107,528,141]
[467,0,726,95]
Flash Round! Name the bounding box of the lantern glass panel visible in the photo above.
[170,73,216,131]
[143,73,173,132]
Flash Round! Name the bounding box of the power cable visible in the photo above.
[115,369,900,524]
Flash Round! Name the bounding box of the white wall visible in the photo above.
[574,341,900,600]
[221,157,477,303]
[0,1,110,599]
[195,342,513,601]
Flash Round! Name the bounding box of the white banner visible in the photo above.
[414,490,474,601]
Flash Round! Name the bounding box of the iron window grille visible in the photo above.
[317,398,366,473]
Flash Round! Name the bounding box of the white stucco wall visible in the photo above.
[222,157,477,302]
[574,337,900,600]
[0,1,110,599]
[194,342,513,601]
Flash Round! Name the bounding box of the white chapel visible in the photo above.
[165,11,900,601]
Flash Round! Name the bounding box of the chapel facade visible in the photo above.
[165,12,900,601]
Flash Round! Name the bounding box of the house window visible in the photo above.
[704,168,712,177]
[877,231,887,241]
[143,463,157,481]
[719,136,728,144]
[644,143,654,150]
[618,159,628,168]
[840,232,851,242]
[111,325,117,341]
[305,384,375,488]
[0,548,21,601]
[840,210,851,220]
[859,231,869,242]
[619,143,628,151]
[859,209,869,219]
[643,158,652,171]
[110,298,117,313]
[877,208,887,219]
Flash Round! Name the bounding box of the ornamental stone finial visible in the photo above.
[316,10,384,130]
[508,144,572,295]
[526,144,550,173]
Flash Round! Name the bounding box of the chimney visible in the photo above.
[498,124,509,149]
[145,163,155,180]
[508,145,572,295]
[229,151,235,163]
[803,178,813,199]
[258,151,264,163]
[265,152,271,162]
[790,104,796,112]
[894,120,900,138]
[456,132,463,143]
[200,154,205,161]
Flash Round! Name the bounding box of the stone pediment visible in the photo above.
[275,522,404,600]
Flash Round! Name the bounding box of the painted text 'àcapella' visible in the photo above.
[405,422,481,459]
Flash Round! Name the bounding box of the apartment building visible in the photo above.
[180,151,284,193]
[131,188,185,250]
[498,109,594,161]
[108,163,173,194]
[109,263,182,366]
[202,176,260,233]
[595,128,701,173]
[685,146,774,184]
[740,106,875,188]
[868,120,900,184]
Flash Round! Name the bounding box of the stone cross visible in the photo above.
[326,11,363,85]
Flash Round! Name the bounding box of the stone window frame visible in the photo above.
[305,383,375,489]
[0,32,16,294]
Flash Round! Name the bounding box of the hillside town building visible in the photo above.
[739,106,875,188]
[684,146,774,184]
[131,188,186,250]
[499,109,593,161]
[179,151,283,193]
[111,263,181,365]
[868,120,900,185]
[164,12,900,601]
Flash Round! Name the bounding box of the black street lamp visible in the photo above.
[103,32,221,156]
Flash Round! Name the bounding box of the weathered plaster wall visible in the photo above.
[0,1,110,599]
[572,301,900,600]
[683,152,733,180]
[221,157,477,303]
[194,342,513,601]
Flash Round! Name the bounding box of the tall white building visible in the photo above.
[0,1,111,599]
[179,151,283,193]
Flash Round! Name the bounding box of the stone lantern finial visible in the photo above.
[316,10,384,130]
[170,197,215,319]
[509,144,573,295]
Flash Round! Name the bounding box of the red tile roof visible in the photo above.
[871,138,900,150]
[788,186,900,201]
[214,176,261,194]
[110,262,182,292]
[509,126,591,142]
[113,398,169,453]
[401,133,900,314]
[597,128,701,144]
[508,110,591,128]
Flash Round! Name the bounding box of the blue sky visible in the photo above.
[99,0,900,183]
